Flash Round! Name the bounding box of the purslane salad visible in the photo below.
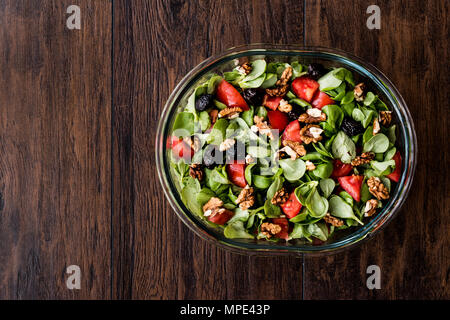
[167,58,402,243]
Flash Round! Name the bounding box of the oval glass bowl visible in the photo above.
[156,44,417,255]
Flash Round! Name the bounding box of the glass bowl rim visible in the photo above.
[156,44,417,255]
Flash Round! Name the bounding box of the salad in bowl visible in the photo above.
[157,46,416,253]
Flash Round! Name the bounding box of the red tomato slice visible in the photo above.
[226,163,247,188]
[386,151,402,182]
[331,159,354,178]
[263,94,283,111]
[171,140,194,160]
[271,218,290,240]
[166,136,182,149]
[216,79,249,110]
[208,209,234,225]
[282,120,302,143]
[338,175,364,202]
[280,191,302,219]
[291,76,320,102]
[311,91,334,110]
[267,110,289,132]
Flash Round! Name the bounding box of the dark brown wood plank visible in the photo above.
[303,0,449,299]
[0,0,112,299]
[112,0,304,299]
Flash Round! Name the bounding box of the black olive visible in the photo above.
[341,117,365,136]
[307,63,327,80]
[203,144,224,168]
[242,88,264,106]
[195,94,214,112]
[226,140,246,163]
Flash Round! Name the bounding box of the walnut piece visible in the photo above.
[253,115,274,140]
[300,124,323,144]
[364,199,379,217]
[373,118,381,135]
[354,82,365,102]
[189,164,204,181]
[218,107,243,119]
[323,213,344,227]
[367,177,390,200]
[351,152,375,166]
[238,62,252,75]
[299,109,327,123]
[202,197,223,216]
[271,187,289,205]
[236,185,255,210]
[261,222,282,239]
[379,111,392,126]
[305,160,316,171]
[282,140,307,157]
[278,99,292,113]
[219,138,235,152]
[183,135,201,152]
[266,66,292,97]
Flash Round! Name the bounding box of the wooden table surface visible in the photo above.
[0,0,448,300]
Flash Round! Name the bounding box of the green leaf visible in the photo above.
[199,111,210,132]
[279,158,306,182]
[363,133,390,153]
[360,182,371,202]
[228,208,249,224]
[247,146,271,158]
[242,60,267,82]
[207,75,223,94]
[213,99,227,110]
[253,175,273,189]
[322,104,344,133]
[242,106,254,127]
[196,188,216,207]
[172,112,194,136]
[319,178,335,198]
[290,223,312,241]
[244,163,255,186]
[240,73,266,89]
[305,188,329,218]
[384,147,396,161]
[311,162,333,179]
[341,91,355,105]
[370,160,395,173]
[364,92,376,106]
[264,199,281,218]
[329,195,362,224]
[331,131,356,164]
[318,68,346,91]
[181,177,202,216]
[207,118,229,145]
[224,221,254,239]
[261,73,277,88]
[307,222,329,241]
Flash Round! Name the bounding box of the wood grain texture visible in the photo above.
[303,0,449,299]
[112,0,304,299]
[0,0,111,299]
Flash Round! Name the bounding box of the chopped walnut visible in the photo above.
[219,138,235,152]
[364,199,379,217]
[305,160,316,171]
[245,154,255,164]
[261,222,282,239]
[373,118,381,135]
[300,124,323,144]
[354,82,365,102]
[202,197,223,215]
[278,99,292,113]
[367,177,390,200]
[282,140,307,157]
[238,62,252,75]
[351,152,375,166]
[266,66,292,97]
[189,164,204,181]
[323,213,344,227]
[218,107,243,119]
[253,115,274,140]
[271,187,289,205]
[183,135,201,152]
[299,108,327,123]
[236,185,255,210]
[379,111,392,126]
